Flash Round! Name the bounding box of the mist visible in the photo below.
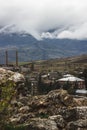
[0,0,87,40]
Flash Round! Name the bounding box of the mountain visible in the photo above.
[0,33,87,62]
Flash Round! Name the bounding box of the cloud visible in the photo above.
[0,0,87,40]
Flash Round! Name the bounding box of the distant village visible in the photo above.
[0,50,87,97]
[0,49,87,129]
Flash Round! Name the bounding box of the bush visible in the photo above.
[0,80,16,129]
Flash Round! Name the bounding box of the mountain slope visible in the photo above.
[0,33,87,62]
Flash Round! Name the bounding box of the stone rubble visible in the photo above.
[0,68,87,130]
[8,89,87,130]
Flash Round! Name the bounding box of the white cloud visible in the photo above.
[0,0,87,40]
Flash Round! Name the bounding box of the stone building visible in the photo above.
[58,75,85,89]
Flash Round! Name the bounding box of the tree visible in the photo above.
[83,68,87,89]
[63,81,75,94]
[63,81,71,90]
[0,80,16,129]
[30,62,34,71]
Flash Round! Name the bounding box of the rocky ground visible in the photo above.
[0,68,87,130]
[8,89,87,130]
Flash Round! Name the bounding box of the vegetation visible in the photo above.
[30,62,35,71]
[38,73,61,94]
[19,54,87,73]
[0,80,16,129]
[4,124,27,130]
[83,68,87,89]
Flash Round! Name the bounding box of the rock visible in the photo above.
[9,113,22,124]
[49,115,66,128]
[0,67,28,98]
[74,97,87,106]
[76,107,87,120]
[58,107,87,122]
[67,119,87,130]
[18,96,29,105]
[47,89,74,107]
[6,88,87,129]
[0,67,25,84]
[1,68,87,129]
[26,118,59,130]
[0,68,14,84]
[17,102,24,107]
[0,68,25,83]
[10,113,35,124]
[9,72,25,83]
[18,106,29,113]
[0,68,25,92]
[59,107,77,121]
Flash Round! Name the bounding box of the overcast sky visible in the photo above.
[0,0,87,40]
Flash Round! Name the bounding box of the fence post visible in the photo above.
[16,50,18,66]
[5,50,8,66]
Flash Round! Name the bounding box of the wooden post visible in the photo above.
[5,50,8,66]
[16,50,18,66]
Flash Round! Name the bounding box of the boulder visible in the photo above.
[26,118,58,130]
[47,89,74,107]
[0,67,27,96]
[9,72,25,83]
[0,68,25,83]
[18,106,29,113]
[74,97,87,106]
[67,119,87,130]
[49,115,66,128]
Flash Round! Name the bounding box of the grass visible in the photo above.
[7,54,87,73]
